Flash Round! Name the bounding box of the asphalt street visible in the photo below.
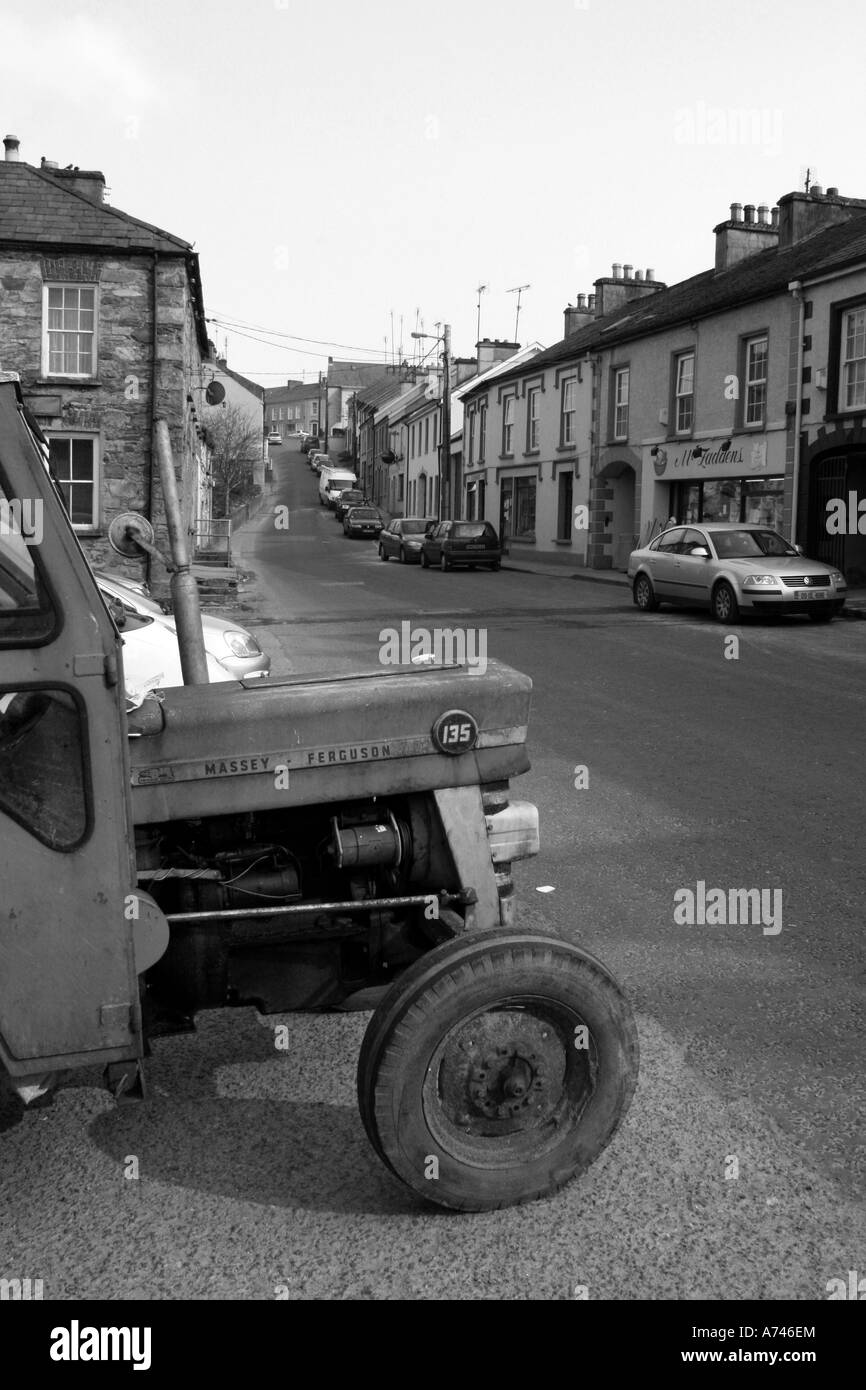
[2,438,864,1301]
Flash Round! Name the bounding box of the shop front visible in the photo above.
[649,435,786,532]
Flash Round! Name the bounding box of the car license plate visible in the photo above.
[796,589,822,600]
[465,543,485,549]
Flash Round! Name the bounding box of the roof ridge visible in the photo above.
[26,162,192,251]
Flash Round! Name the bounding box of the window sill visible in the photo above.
[522,449,540,458]
[508,535,536,545]
[553,538,573,547]
[35,377,102,388]
[824,409,866,424]
[555,444,577,454]
[498,453,514,461]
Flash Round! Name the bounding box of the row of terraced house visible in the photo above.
[350,183,866,582]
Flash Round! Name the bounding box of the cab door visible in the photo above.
[0,379,146,1081]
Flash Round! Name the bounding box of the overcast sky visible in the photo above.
[3,0,864,385]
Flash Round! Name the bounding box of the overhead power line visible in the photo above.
[208,313,387,356]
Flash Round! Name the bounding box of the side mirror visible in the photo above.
[107,596,127,629]
[795,543,805,555]
[690,546,710,558]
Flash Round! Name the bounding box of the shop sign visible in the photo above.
[652,439,768,478]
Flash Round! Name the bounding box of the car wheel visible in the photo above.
[440,553,449,572]
[399,547,407,564]
[633,573,659,612]
[356,928,639,1212]
[807,609,834,623]
[712,580,738,623]
[379,544,388,562]
[420,551,429,568]
[490,561,501,571]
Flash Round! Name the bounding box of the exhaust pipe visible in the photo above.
[153,418,210,685]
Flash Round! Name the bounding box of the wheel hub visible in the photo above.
[439,1010,568,1130]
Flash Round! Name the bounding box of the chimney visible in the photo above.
[476,337,521,374]
[592,267,666,317]
[777,186,866,247]
[634,269,644,281]
[714,197,778,270]
[3,135,19,162]
[645,270,654,282]
[564,295,596,336]
[623,264,633,279]
[40,163,107,204]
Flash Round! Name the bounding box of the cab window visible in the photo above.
[0,474,55,645]
[0,686,89,849]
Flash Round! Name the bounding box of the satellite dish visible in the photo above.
[205,380,226,406]
[108,512,155,558]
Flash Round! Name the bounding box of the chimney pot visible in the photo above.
[577,293,586,310]
[645,269,654,282]
[634,268,643,281]
[811,184,823,197]
[612,263,622,279]
[730,202,743,222]
[623,264,633,279]
[588,293,596,311]
[744,204,756,224]
[3,134,20,162]
[771,206,780,229]
[826,185,839,196]
[757,203,769,224]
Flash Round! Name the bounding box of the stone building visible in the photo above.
[0,134,211,584]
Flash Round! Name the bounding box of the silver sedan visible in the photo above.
[627,523,847,622]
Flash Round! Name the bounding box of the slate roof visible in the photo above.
[326,360,400,390]
[485,211,866,387]
[264,381,320,405]
[0,160,193,253]
[213,361,264,400]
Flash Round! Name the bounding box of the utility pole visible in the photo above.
[441,323,451,521]
[323,359,331,446]
[507,283,531,343]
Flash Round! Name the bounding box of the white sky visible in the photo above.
[3,0,864,385]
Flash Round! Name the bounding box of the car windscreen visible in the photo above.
[400,520,428,535]
[348,509,379,520]
[452,523,494,539]
[708,529,797,558]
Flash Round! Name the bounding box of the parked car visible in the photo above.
[106,605,235,706]
[627,523,847,622]
[310,452,331,473]
[300,436,320,455]
[378,517,437,564]
[420,520,501,571]
[95,573,271,679]
[267,431,282,445]
[334,488,367,521]
[343,506,383,538]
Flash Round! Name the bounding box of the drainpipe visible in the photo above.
[788,280,806,543]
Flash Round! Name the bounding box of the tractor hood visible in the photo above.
[128,660,532,823]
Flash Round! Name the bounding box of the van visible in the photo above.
[319,468,357,507]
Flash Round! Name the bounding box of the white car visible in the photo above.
[95,573,270,680]
[118,611,234,708]
[268,431,282,445]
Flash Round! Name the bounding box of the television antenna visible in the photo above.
[507,283,531,342]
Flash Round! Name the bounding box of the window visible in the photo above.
[424,417,430,453]
[0,686,88,849]
[674,353,694,433]
[500,475,536,539]
[311,401,319,417]
[613,368,629,440]
[561,378,576,447]
[478,403,487,461]
[467,410,475,465]
[841,307,866,411]
[745,336,768,425]
[44,284,96,377]
[527,387,541,451]
[48,437,98,530]
[503,396,515,455]
[0,474,56,646]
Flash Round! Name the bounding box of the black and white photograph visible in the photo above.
[0,0,863,1352]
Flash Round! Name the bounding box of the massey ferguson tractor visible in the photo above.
[0,373,638,1211]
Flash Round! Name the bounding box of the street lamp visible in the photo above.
[411,324,451,522]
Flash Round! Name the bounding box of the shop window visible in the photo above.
[500,476,536,539]
[0,686,89,849]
